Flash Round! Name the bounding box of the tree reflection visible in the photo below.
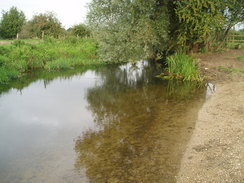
[75,61,206,183]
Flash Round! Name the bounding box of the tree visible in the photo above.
[68,24,91,37]
[87,0,170,62]
[88,0,244,61]
[0,7,25,39]
[176,0,244,51]
[20,12,64,39]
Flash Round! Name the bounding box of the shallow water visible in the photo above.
[0,61,207,183]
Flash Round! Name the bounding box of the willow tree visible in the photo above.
[87,0,170,62]
[88,0,244,61]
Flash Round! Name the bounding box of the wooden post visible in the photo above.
[16,33,19,40]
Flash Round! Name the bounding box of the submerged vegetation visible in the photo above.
[0,37,100,84]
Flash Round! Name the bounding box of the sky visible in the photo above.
[0,0,92,29]
[0,1,243,30]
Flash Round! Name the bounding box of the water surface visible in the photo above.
[0,61,206,183]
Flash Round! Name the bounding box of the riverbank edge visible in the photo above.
[176,49,244,182]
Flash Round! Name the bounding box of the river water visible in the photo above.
[0,61,207,183]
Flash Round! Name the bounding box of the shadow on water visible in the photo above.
[74,61,206,183]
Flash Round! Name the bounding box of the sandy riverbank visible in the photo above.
[177,49,244,183]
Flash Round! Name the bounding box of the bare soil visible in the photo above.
[177,49,244,183]
[0,41,11,44]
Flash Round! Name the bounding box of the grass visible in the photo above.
[236,56,244,62]
[226,42,244,49]
[218,66,244,73]
[158,52,203,82]
[0,37,103,84]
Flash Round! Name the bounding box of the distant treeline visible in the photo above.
[0,7,90,39]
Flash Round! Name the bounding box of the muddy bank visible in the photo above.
[177,49,244,182]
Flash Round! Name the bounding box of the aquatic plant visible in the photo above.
[159,52,203,81]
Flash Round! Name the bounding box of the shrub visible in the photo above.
[69,24,91,38]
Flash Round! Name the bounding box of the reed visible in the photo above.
[160,52,203,81]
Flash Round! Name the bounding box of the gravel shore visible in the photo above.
[177,49,244,183]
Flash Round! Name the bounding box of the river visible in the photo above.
[0,61,209,183]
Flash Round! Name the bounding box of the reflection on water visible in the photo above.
[0,61,206,183]
[75,62,206,183]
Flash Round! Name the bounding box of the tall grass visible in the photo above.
[160,52,203,81]
[0,37,102,84]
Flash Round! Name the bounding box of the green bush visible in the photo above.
[69,24,91,38]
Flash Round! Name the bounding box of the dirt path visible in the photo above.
[177,49,244,183]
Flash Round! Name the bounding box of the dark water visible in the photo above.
[0,61,208,183]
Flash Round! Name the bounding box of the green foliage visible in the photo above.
[218,66,244,73]
[68,24,91,38]
[19,12,65,39]
[0,46,10,55]
[88,0,169,62]
[0,55,19,84]
[176,0,224,50]
[0,7,25,39]
[236,56,244,61]
[175,0,244,51]
[0,37,100,84]
[159,53,203,81]
[88,0,244,58]
[44,58,74,70]
[11,40,26,47]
